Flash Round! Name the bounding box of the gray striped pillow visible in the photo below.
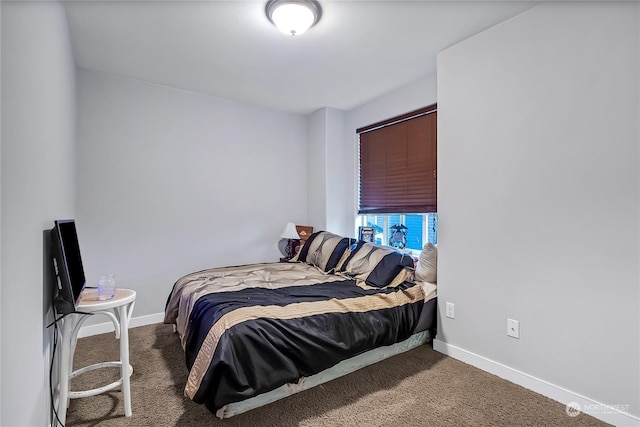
[338,242,414,288]
[296,231,350,272]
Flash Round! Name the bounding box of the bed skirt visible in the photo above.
[216,329,432,419]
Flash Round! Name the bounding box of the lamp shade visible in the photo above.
[280,222,301,239]
[266,0,321,36]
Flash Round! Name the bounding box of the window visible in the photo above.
[357,213,438,254]
[357,105,438,252]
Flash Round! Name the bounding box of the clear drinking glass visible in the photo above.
[98,274,116,300]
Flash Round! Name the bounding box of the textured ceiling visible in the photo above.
[64,1,538,114]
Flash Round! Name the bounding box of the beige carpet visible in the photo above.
[64,323,608,427]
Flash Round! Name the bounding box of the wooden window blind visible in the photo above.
[358,104,437,214]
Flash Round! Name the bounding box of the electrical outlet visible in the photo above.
[446,302,455,319]
[507,318,520,339]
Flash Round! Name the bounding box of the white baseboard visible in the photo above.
[77,311,165,338]
[433,339,639,427]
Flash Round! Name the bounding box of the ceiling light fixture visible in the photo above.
[266,0,322,36]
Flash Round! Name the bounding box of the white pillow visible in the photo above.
[415,243,437,283]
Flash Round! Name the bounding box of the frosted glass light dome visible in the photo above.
[266,0,322,36]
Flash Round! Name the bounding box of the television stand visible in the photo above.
[55,288,136,426]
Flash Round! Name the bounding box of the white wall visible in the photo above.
[307,109,329,231]
[76,70,308,320]
[343,75,438,234]
[307,107,349,236]
[0,4,3,422]
[324,107,349,235]
[1,1,76,426]
[436,2,639,423]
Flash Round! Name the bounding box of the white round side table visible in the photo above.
[56,288,136,425]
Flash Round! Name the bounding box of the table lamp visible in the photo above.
[280,222,301,260]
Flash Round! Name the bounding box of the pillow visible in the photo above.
[338,242,414,288]
[296,231,350,272]
[386,266,414,288]
[335,239,366,271]
[415,242,437,283]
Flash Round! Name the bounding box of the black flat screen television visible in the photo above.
[50,219,86,314]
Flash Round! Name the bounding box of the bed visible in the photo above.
[164,231,438,418]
